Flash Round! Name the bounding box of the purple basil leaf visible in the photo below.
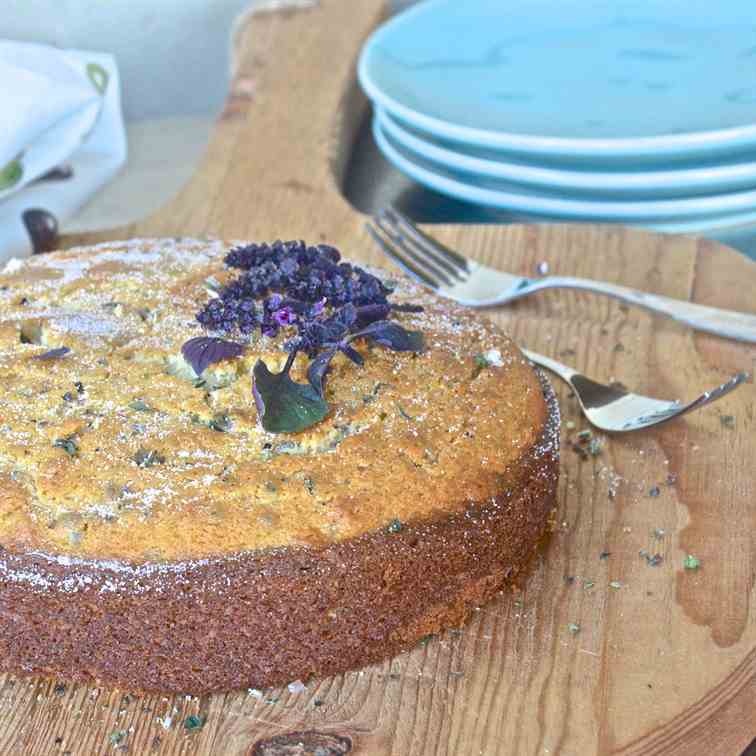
[391,303,424,313]
[253,359,329,433]
[332,303,357,331]
[354,303,390,329]
[339,343,364,366]
[33,346,70,360]
[307,348,337,395]
[181,336,244,376]
[349,321,424,352]
[310,303,358,347]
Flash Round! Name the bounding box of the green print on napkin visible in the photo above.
[0,159,23,191]
[86,63,109,95]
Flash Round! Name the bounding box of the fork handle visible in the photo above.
[543,276,756,343]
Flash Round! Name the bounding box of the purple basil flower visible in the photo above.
[272,306,296,326]
[266,293,283,309]
[199,241,391,336]
[279,257,298,276]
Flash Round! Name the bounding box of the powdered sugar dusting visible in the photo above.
[533,368,561,462]
[0,237,557,591]
[2,258,24,274]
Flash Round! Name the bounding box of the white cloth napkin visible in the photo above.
[0,41,126,263]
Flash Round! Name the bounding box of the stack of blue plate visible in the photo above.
[358,0,756,233]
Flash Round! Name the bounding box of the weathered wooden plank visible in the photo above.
[34,2,756,754]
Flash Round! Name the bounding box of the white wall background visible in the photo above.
[0,0,324,230]
[0,0,412,233]
[1,0,261,120]
[1,0,409,120]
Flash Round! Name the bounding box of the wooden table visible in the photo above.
[7,2,754,753]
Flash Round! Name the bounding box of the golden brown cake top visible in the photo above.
[0,239,550,564]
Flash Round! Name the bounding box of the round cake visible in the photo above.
[0,238,559,693]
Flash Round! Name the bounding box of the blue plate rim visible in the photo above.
[372,114,756,225]
[358,0,756,158]
[377,108,756,197]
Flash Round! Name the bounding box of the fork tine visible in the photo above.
[379,209,465,282]
[365,223,442,290]
[384,206,471,273]
[373,215,456,286]
[679,371,750,416]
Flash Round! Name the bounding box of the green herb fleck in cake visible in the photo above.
[53,436,79,457]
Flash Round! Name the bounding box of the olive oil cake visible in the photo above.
[0,238,559,693]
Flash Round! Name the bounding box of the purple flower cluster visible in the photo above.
[188,239,425,434]
[196,240,392,349]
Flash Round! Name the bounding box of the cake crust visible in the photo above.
[0,375,557,693]
[0,239,559,692]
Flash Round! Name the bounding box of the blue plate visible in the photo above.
[372,115,756,229]
[378,108,756,198]
[359,0,756,160]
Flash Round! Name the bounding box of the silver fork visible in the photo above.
[366,207,756,343]
[366,208,749,430]
[520,349,748,431]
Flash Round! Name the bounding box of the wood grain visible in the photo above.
[15,1,756,753]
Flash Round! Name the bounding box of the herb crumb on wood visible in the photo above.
[183,714,206,731]
[133,448,165,468]
[683,554,701,570]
